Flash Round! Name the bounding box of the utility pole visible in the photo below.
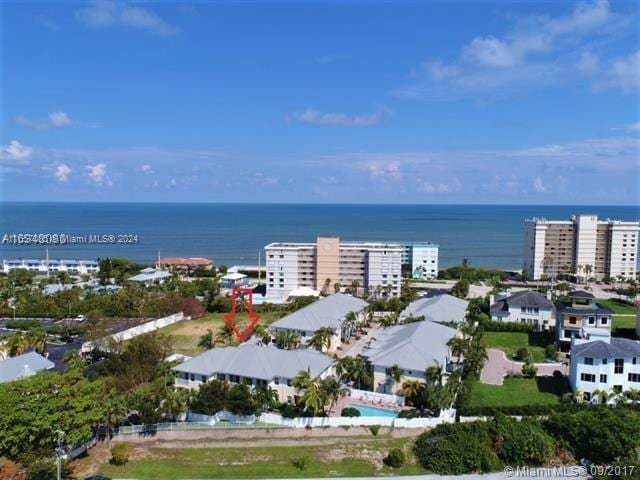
[55,430,65,480]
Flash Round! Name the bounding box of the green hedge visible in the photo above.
[458,402,640,417]
[480,320,535,333]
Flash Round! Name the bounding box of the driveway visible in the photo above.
[480,348,568,385]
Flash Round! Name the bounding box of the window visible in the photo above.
[274,377,279,385]
[614,359,624,374]
[564,330,572,338]
[569,316,577,325]
[600,317,608,325]
[584,357,593,365]
[201,375,207,382]
[588,316,595,325]
[602,358,608,365]
[580,373,596,382]
[634,357,637,365]
[628,373,640,383]
[600,374,607,383]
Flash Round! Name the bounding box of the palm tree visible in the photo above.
[160,387,189,421]
[254,383,279,412]
[342,311,359,339]
[322,278,332,296]
[301,380,324,416]
[7,332,29,357]
[350,279,361,297]
[402,380,424,404]
[216,324,234,346]
[333,282,341,294]
[104,395,128,446]
[460,258,470,280]
[350,355,372,389]
[198,329,215,350]
[292,369,313,390]
[583,264,593,288]
[26,328,47,355]
[447,336,467,364]
[309,327,333,351]
[592,389,608,405]
[319,377,348,414]
[624,388,640,404]
[252,324,271,345]
[425,363,445,386]
[334,357,353,383]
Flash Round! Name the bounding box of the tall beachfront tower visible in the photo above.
[523,214,639,281]
[265,236,403,298]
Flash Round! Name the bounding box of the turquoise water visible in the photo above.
[1,203,637,269]
[345,403,399,418]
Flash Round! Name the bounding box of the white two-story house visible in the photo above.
[569,328,640,403]
[555,291,613,353]
[489,290,554,331]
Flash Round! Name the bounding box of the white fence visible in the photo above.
[350,388,406,407]
[81,312,187,353]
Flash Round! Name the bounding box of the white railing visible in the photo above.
[350,388,406,407]
[81,312,188,353]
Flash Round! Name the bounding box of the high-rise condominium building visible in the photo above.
[401,242,439,280]
[265,236,403,297]
[523,214,639,280]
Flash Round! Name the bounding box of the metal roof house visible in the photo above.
[363,320,458,394]
[173,343,334,403]
[400,294,468,324]
[269,293,368,352]
[0,351,55,383]
[128,268,172,284]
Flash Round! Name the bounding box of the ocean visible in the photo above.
[1,203,638,270]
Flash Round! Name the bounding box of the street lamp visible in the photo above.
[55,430,65,480]
[10,305,16,322]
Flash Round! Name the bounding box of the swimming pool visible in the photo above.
[252,295,286,305]
[345,403,399,418]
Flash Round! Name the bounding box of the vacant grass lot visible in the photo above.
[596,298,638,315]
[613,315,636,331]
[467,376,568,408]
[160,312,282,356]
[483,332,553,363]
[97,437,423,479]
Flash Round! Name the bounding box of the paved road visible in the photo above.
[481,348,568,385]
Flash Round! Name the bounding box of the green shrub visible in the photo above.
[414,422,502,474]
[341,407,361,417]
[521,361,537,378]
[109,443,132,466]
[480,320,535,333]
[397,409,419,419]
[383,448,406,468]
[291,456,310,470]
[545,344,557,361]
[515,347,532,362]
[368,424,381,436]
[493,414,555,465]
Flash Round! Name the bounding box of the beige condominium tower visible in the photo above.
[523,214,639,281]
[265,236,403,297]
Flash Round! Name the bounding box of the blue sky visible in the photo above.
[1,0,638,204]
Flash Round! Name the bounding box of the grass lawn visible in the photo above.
[596,298,638,315]
[467,376,568,408]
[96,437,423,479]
[160,312,282,356]
[483,332,553,363]
[613,315,636,331]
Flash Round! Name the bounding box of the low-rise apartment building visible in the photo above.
[269,293,368,352]
[2,258,99,275]
[555,291,613,352]
[400,294,468,324]
[523,214,639,280]
[363,320,458,394]
[265,236,402,297]
[569,329,640,403]
[173,344,334,404]
[400,242,439,279]
[489,290,555,331]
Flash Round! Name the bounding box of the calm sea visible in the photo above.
[0,203,638,270]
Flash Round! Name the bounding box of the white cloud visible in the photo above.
[533,175,549,192]
[14,111,73,129]
[0,140,33,163]
[75,0,177,35]
[54,163,71,182]
[48,112,72,127]
[367,162,402,180]
[85,163,112,186]
[626,122,640,131]
[395,0,634,98]
[288,107,387,127]
[141,164,154,174]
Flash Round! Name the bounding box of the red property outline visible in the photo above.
[224,287,261,342]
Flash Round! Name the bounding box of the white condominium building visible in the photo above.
[401,242,439,279]
[265,236,402,297]
[523,214,639,280]
[2,258,100,275]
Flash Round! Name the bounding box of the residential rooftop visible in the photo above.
[0,351,55,383]
[572,337,640,359]
[400,294,468,324]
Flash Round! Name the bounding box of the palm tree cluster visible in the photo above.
[6,328,48,357]
[274,331,301,349]
[308,327,334,351]
[292,369,348,416]
[402,367,462,414]
[334,355,372,390]
[565,388,640,406]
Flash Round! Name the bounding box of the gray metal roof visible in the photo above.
[172,344,334,380]
[400,294,468,323]
[572,337,640,359]
[569,290,595,299]
[364,320,457,371]
[490,290,553,315]
[271,293,368,332]
[0,351,55,383]
[555,301,613,315]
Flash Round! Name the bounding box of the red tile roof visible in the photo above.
[159,257,213,267]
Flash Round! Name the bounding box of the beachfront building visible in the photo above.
[128,267,172,285]
[173,344,334,404]
[400,243,439,279]
[159,257,213,270]
[569,329,640,403]
[555,291,613,352]
[489,290,555,331]
[363,320,458,394]
[265,236,402,298]
[220,272,249,289]
[400,294,468,324]
[269,293,368,352]
[523,214,639,281]
[0,352,55,383]
[2,259,99,275]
